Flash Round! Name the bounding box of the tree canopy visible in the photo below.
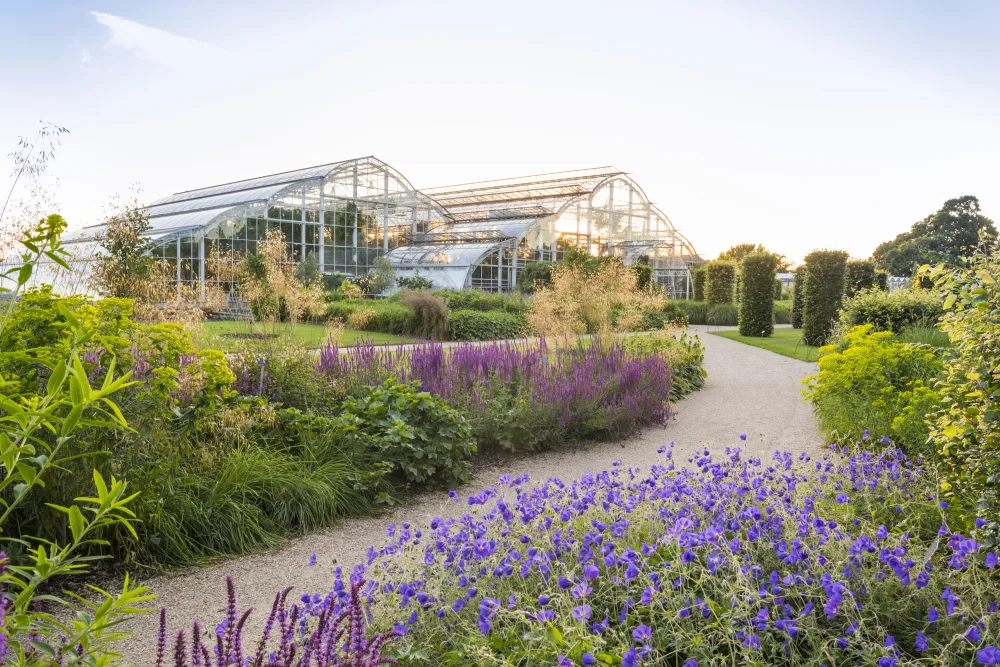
[717,243,790,271]
[872,195,997,277]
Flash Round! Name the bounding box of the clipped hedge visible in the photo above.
[449,309,529,341]
[704,261,736,305]
[839,287,944,334]
[325,301,416,335]
[772,278,783,300]
[738,254,779,337]
[791,269,805,329]
[801,249,848,346]
[844,259,879,297]
[692,266,706,302]
[431,289,529,314]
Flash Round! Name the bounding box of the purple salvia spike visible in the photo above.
[233,607,253,667]
[191,622,203,667]
[156,609,168,667]
[252,591,284,667]
[215,632,225,667]
[223,576,238,665]
[174,631,188,667]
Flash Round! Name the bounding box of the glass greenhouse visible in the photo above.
[48,157,701,298]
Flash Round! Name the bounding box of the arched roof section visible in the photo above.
[66,156,453,246]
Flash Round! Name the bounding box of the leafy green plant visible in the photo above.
[516,262,553,294]
[801,249,848,346]
[339,378,476,487]
[921,249,1000,542]
[0,214,151,665]
[803,324,941,455]
[395,270,433,291]
[704,261,736,305]
[737,253,778,337]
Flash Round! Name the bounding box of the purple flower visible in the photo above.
[916,631,928,652]
[968,626,983,643]
[987,552,998,568]
[307,553,317,567]
[632,624,652,643]
[928,607,939,622]
[582,654,597,666]
[622,646,637,667]
[978,647,1000,665]
[572,605,592,622]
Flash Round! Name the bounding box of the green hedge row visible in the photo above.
[738,253,779,337]
[325,300,416,335]
[802,250,849,346]
[448,309,530,341]
[431,289,529,314]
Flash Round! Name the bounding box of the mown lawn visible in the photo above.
[710,327,822,361]
[200,321,407,350]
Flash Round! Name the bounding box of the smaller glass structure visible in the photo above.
[389,167,701,297]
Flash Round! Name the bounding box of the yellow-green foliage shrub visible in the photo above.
[803,324,942,455]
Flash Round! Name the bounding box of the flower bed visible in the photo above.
[164,440,1000,665]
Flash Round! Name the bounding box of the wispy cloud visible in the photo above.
[90,11,223,68]
[79,48,92,68]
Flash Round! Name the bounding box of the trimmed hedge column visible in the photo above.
[802,249,849,346]
[705,261,736,305]
[791,265,806,329]
[791,269,806,328]
[773,278,783,300]
[844,259,878,298]
[738,253,780,337]
[692,266,706,302]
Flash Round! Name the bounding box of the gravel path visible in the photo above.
[115,325,823,664]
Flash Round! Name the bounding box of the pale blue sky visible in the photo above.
[2,0,998,263]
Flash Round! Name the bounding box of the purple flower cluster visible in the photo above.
[280,442,998,665]
[156,575,401,667]
[305,337,673,440]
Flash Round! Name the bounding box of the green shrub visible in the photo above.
[803,325,942,456]
[923,251,1000,541]
[838,287,943,334]
[704,261,736,305]
[801,249,848,346]
[517,261,553,293]
[773,277,783,300]
[631,262,653,291]
[738,253,779,337]
[844,258,879,297]
[396,271,433,291]
[449,309,529,341]
[692,266,706,301]
[400,290,449,339]
[339,378,475,487]
[432,289,528,314]
[325,300,415,335]
[620,330,706,398]
[791,269,805,328]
